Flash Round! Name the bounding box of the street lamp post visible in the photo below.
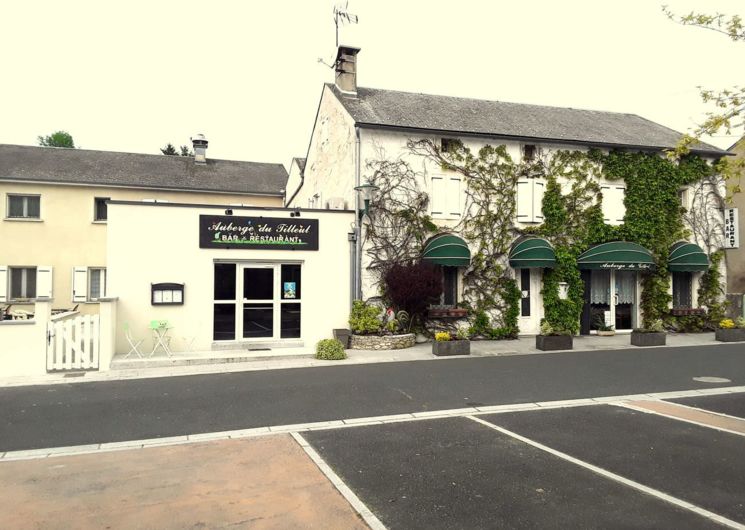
[353,182,380,301]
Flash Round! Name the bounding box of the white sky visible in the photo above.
[1,0,742,167]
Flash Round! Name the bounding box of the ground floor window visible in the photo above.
[212,262,302,341]
[9,267,36,300]
[672,271,693,309]
[442,266,458,306]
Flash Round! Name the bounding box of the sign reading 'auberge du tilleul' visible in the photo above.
[199,215,319,250]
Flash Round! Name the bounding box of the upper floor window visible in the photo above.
[516,178,545,224]
[678,187,690,209]
[94,197,110,222]
[431,175,462,218]
[6,194,40,219]
[601,185,625,225]
[440,138,459,154]
[523,144,537,161]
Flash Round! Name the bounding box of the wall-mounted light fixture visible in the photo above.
[354,182,380,220]
[224,209,233,216]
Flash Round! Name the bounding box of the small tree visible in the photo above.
[160,143,194,156]
[383,262,443,329]
[37,131,75,148]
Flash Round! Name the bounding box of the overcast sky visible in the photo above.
[1,0,742,166]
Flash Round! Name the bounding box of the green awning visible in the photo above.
[577,241,655,271]
[669,241,709,272]
[422,234,471,267]
[509,237,556,268]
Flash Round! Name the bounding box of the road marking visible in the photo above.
[291,433,387,530]
[2,385,744,461]
[616,401,745,438]
[467,415,745,530]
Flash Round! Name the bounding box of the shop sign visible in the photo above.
[598,262,653,271]
[199,215,319,250]
[724,208,739,249]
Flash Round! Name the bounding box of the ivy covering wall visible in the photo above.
[364,139,724,335]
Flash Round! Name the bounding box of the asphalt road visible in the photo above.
[305,415,725,530]
[1,343,743,452]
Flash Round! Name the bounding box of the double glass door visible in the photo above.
[588,269,637,331]
[213,262,301,342]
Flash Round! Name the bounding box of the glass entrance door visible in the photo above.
[614,270,636,330]
[586,269,637,333]
[242,266,275,338]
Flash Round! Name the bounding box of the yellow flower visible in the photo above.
[719,319,736,329]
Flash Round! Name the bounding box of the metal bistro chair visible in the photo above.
[124,322,144,359]
[149,319,173,357]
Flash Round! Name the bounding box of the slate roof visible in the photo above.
[328,84,727,155]
[0,144,288,195]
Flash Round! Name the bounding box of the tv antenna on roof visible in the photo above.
[333,1,358,47]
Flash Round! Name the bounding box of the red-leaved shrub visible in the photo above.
[383,262,443,326]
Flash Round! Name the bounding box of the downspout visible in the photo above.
[354,126,362,300]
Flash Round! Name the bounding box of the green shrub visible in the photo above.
[736,317,745,329]
[315,339,347,360]
[349,300,382,335]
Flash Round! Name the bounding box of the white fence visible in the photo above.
[47,313,100,371]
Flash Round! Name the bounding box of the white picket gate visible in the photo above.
[47,313,100,371]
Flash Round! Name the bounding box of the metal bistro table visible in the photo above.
[149,320,173,357]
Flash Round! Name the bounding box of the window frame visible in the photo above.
[6,194,41,221]
[8,266,37,301]
[87,267,107,302]
[93,197,110,223]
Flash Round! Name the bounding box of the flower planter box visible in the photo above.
[715,328,745,342]
[332,328,352,349]
[350,333,416,350]
[630,331,666,347]
[670,308,706,317]
[536,335,573,351]
[432,340,470,356]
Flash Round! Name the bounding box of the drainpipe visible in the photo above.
[354,126,362,300]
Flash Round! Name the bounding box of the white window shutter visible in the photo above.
[0,266,7,303]
[102,269,107,298]
[72,267,88,302]
[533,180,545,221]
[516,180,532,221]
[36,266,53,298]
[615,186,626,223]
[448,177,461,216]
[431,176,445,215]
[601,186,612,222]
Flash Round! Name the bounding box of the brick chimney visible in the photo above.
[191,134,208,164]
[335,46,360,95]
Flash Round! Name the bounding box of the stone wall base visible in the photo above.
[350,333,416,350]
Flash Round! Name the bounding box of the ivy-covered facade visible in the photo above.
[287,46,731,336]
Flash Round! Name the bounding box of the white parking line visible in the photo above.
[2,385,744,461]
[291,432,387,530]
[467,415,745,530]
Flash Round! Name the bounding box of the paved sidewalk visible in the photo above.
[0,434,366,530]
[0,332,721,388]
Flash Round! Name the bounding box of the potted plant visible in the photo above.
[536,321,573,351]
[595,317,616,337]
[332,328,352,348]
[432,328,470,356]
[715,318,745,342]
[630,319,667,347]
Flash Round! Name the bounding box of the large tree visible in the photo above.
[662,6,744,192]
[37,131,75,148]
[160,143,193,156]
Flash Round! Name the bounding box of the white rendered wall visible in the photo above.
[107,203,354,354]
